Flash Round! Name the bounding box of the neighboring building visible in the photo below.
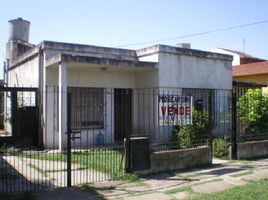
[233,61,268,92]
[213,48,268,92]
[5,18,233,150]
[212,48,265,66]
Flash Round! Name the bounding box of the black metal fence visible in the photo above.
[1,84,268,194]
[233,81,266,98]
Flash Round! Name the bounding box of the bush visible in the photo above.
[0,143,21,155]
[213,137,229,158]
[176,125,195,149]
[171,110,209,149]
[237,89,268,134]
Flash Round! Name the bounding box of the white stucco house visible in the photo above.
[5,18,233,150]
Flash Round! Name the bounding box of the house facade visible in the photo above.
[5,18,233,150]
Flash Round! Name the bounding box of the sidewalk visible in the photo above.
[91,158,268,200]
[12,158,268,200]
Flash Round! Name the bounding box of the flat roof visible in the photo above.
[10,40,233,69]
[137,44,233,61]
[46,53,156,69]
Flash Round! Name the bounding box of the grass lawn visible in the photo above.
[190,178,268,200]
[39,149,121,177]
[28,149,123,174]
[4,146,127,179]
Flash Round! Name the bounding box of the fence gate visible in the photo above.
[0,87,39,194]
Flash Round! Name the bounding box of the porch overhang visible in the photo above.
[46,53,157,70]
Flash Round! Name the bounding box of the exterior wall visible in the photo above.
[262,87,268,94]
[139,147,212,174]
[43,86,58,149]
[46,66,141,88]
[236,140,268,159]
[135,70,159,88]
[158,53,232,90]
[68,67,136,88]
[233,74,268,85]
[132,88,160,143]
[8,56,39,87]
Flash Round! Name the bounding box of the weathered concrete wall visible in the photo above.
[140,147,212,174]
[44,42,138,61]
[8,56,39,87]
[137,45,232,90]
[158,53,232,90]
[47,66,139,88]
[237,140,268,159]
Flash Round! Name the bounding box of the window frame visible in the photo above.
[68,87,105,130]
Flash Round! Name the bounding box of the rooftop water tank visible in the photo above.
[8,18,30,42]
[176,43,191,49]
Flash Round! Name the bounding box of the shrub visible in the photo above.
[237,89,268,134]
[176,125,195,149]
[171,110,209,149]
[213,137,229,158]
[0,143,21,155]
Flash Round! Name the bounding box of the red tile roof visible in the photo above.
[233,61,268,77]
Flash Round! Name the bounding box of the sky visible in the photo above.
[1,0,268,78]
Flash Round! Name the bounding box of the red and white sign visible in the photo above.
[159,95,192,126]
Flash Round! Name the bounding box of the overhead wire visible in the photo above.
[116,20,268,48]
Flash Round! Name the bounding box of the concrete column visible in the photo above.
[58,62,67,151]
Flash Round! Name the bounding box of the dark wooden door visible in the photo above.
[114,89,132,142]
[16,106,38,146]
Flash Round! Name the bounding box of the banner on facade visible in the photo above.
[159,95,193,126]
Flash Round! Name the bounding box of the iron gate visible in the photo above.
[0,87,39,193]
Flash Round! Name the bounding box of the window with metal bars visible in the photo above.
[68,87,104,130]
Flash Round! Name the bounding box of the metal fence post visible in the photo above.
[208,91,213,160]
[11,91,17,137]
[232,93,237,159]
[67,92,72,187]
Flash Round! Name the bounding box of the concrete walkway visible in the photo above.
[1,155,108,192]
[8,158,268,200]
[91,157,268,200]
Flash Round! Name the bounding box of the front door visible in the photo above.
[114,89,132,142]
